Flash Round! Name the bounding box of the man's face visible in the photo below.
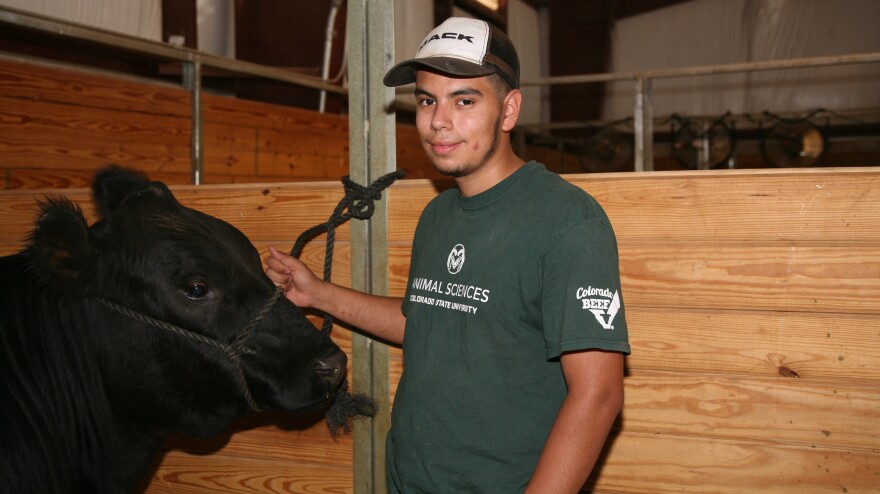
[413,71,504,178]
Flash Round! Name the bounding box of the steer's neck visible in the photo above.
[0,256,163,492]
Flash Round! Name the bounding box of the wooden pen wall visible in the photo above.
[2,166,877,493]
[0,55,437,189]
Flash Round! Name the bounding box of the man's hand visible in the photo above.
[265,246,323,308]
[266,246,406,345]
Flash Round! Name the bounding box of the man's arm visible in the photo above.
[525,349,624,493]
[265,246,406,345]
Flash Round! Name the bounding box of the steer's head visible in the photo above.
[27,166,369,438]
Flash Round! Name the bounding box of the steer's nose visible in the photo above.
[314,351,347,389]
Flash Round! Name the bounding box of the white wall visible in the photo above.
[601,0,880,121]
[0,0,234,56]
[507,0,545,125]
[0,0,161,41]
[197,0,234,58]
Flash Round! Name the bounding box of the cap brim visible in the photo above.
[383,57,496,87]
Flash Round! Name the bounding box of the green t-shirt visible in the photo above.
[387,162,630,493]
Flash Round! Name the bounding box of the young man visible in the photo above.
[266,17,630,493]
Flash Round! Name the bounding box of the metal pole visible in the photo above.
[634,77,653,172]
[182,60,203,185]
[348,1,395,493]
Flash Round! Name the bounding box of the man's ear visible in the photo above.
[26,197,94,289]
[501,89,522,132]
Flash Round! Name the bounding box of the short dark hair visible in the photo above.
[487,72,513,103]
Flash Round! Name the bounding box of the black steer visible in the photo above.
[0,167,372,493]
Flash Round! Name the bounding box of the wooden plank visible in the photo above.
[387,168,880,243]
[0,94,348,181]
[201,122,259,177]
[372,307,880,405]
[160,413,354,466]
[572,167,880,243]
[0,96,192,172]
[621,371,880,451]
[168,182,362,245]
[376,304,880,386]
[255,127,349,179]
[0,55,190,117]
[0,183,355,245]
[2,168,105,189]
[0,167,360,190]
[199,89,348,131]
[389,242,880,314]
[142,453,353,494]
[588,430,879,494]
[625,307,880,380]
[0,241,21,256]
[0,193,357,280]
[620,242,880,314]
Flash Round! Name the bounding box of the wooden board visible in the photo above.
[0,182,352,246]
[387,168,880,243]
[144,453,353,494]
[620,371,880,451]
[587,430,879,494]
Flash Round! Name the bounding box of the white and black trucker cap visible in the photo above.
[383,17,520,89]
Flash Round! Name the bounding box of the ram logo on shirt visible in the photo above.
[447,244,465,274]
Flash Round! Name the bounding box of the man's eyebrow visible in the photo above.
[451,88,483,97]
[413,87,484,99]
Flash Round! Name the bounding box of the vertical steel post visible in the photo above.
[348,1,395,493]
[634,76,654,172]
[183,60,203,185]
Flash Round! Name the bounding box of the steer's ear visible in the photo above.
[92,165,173,218]
[26,197,94,288]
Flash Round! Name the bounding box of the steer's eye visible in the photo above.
[184,281,210,300]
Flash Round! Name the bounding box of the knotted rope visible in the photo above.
[289,171,406,335]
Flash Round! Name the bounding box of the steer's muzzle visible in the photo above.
[314,351,347,390]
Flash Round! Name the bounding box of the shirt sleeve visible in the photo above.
[541,218,631,359]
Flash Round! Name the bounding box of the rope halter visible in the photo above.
[94,285,285,411]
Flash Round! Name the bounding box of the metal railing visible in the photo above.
[519,51,880,171]
[3,5,879,175]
